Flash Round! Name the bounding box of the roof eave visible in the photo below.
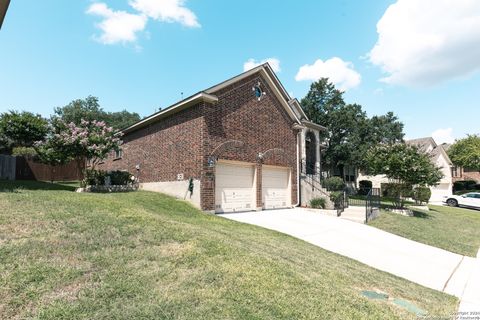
[302,120,327,131]
[121,92,218,134]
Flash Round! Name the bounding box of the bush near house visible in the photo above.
[82,169,134,187]
[323,176,345,191]
[381,183,413,208]
[453,180,478,192]
[358,180,372,195]
[329,191,344,207]
[309,197,327,209]
[413,186,431,205]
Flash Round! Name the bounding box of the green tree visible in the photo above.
[0,111,48,153]
[104,110,141,130]
[300,78,404,175]
[54,96,140,130]
[365,143,443,208]
[448,135,480,171]
[54,96,104,124]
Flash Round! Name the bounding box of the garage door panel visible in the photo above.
[215,162,255,213]
[430,183,451,202]
[262,166,291,210]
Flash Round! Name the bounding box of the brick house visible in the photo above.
[441,143,480,184]
[99,63,326,213]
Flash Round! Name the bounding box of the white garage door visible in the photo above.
[262,166,291,210]
[430,183,451,203]
[215,162,256,213]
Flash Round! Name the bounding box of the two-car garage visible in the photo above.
[214,161,291,213]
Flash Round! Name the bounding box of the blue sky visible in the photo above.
[1,0,479,144]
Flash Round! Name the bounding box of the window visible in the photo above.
[114,149,123,160]
[452,166,462,178]
[465,193,477,198]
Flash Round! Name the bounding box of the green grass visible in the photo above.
[0,181,458,319]
[369,205,480,257]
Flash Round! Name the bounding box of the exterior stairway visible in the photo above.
[300,161,334,209]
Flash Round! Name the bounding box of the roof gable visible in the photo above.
[205,63,304,124]
[121,63,312,134]
[407,137,452,166]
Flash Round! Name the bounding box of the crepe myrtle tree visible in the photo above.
[365,143,443,208]
[36,119,122,172]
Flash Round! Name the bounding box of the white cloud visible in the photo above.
[87,3,147,45]
[432,128,455,144]
[295,57,361,90]
[243,58,281,73]
[129,0,200,27]
[87,0,199,46]
[369,0,480,86]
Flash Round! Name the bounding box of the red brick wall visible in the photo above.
[200,74,298,210]
[99,104,205,183]
[99,73,299,211]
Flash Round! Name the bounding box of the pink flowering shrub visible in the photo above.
[35,119,122,170]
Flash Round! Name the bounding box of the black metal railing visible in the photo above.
[366,188,381,222]
[300,160,325,192]
[334,191,349,216]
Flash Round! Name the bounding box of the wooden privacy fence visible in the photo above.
[0,155,84,181]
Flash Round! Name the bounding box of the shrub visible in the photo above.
[453,181,465,192]
[413,186,431,205]
[381,183,413,198]
[11,146,37,158]
[329,191,344,207]
[109,170,134,185]
[82,169,107,187]
[323,177,345,191]
[358,180,372,195]
[309,197,327,209]
[381,183,413,208]
[82,169,135,187]
[454,180,477,192]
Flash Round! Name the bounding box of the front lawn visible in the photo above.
[369,205,480,257]
[0,181,457,319]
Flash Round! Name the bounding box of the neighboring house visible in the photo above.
[99,63,326,213]
[441,143,480,183]
[357,137,453,203]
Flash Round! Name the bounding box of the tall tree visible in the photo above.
[0,111,48,153]
[54,96,104,124]
[300,78,404,175]
[448,135,480,171]
[54,96,140,130]
[104,110,141,130]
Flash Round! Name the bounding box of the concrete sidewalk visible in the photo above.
[219,208,479,307]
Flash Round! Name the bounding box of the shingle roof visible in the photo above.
[406,137,452,166]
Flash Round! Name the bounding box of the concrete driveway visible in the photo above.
[219,208,478,304]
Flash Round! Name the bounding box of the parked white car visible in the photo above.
[443,192,480,209]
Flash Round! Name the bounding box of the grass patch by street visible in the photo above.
[0,180,458,319]
[369,205,480,257]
